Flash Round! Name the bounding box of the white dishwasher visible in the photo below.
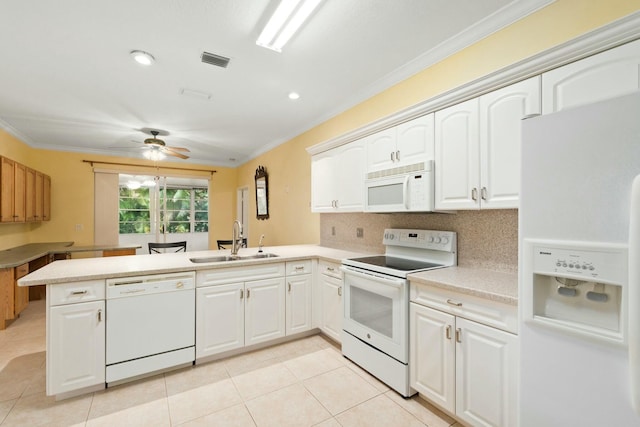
[105,271,196,384]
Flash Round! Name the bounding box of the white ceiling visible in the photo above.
[0,0,550,167]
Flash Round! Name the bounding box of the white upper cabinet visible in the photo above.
[366,114,434,174]
[311,140,365,212]
[480,76,541,209]
[435,98,480,210]
[435,76,541,210]
[542,38,640,114]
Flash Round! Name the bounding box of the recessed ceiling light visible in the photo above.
[288,92,300,100]
[130,50,155,66]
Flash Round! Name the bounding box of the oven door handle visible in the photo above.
[340,266,405,288]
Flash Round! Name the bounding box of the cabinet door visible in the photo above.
[319,273,343,343]
[542,39,640,114]
[0,157,15,222]
[13,162,26,222]
[43,174,51,221]
[25,168,35,222]
[311,151,336,212]
[455,318,518,427]
[48,300,105,395]
[409,303,455,413]
[366,128,397,173]
[35,171,44,221]
[286,274,312,335]
[435,98,480,210]
[479,76,541,209]
[335,141,365,211]
[396,114,434,168]
[245,277,285,346]
[14,264,29,316]
[196,283,244,358]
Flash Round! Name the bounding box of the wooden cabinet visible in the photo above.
[48,299,105,395]
[311,140,365,212]
[542,39,640,114]
[410,284,518,427]
[315,260,343,343]
[0,157,50,223]
[435,77,540,210]
[366,114,434,173]
[1,157,16,222]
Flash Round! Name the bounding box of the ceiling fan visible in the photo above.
[142,130,190,160]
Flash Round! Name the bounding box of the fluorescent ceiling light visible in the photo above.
[257,0,322,52]
[130,50,155,66]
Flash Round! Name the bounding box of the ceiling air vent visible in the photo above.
[201,51,230,68]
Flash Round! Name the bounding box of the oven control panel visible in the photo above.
[383,229,456,252]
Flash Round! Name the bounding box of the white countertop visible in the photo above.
[18,245,368,286]
[408,266,518,305]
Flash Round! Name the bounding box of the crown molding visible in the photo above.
[307,10,640,156]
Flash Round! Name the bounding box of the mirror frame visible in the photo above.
[255,165,269,220]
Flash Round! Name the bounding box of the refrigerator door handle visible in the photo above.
[629,174,640,414]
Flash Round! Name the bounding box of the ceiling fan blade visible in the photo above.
[161,147,189,159]
[166,146,190,152]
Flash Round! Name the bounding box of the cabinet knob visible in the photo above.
[396,150,400,161]
[71,290,88,295]
[247,289,251,298]
[390,152,395,162]
[338,286,342,297]
[471,188,478,201]
[455,328,462,343]
[446,325,452,340]
[481,187,488,201]
[446,299,462,307]
[97,309,102,322]
[288,282,292,292]
[240,289,244,299]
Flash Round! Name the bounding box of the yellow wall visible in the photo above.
[2,1,639,251]
[236,0,640,246]
[0,129,235,251]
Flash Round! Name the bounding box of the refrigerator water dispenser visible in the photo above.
[523,239,627,345]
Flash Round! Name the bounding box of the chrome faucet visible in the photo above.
[231,220,243,256]
[258,234,265,253]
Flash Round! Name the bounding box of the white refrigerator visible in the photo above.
[519,92,640,426]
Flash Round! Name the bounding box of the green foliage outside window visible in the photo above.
[119,186,208,234]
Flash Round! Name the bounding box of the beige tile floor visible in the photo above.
[0,300,460,427]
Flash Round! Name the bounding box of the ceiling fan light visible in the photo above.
[130,50,155,66]
[143,149,165,161]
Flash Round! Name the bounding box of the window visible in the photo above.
[119,182,208,234]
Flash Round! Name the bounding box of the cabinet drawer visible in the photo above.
[286,260,312,276]
[48,280,105,306]
[197,262,285,287]
[410,283,517,334]
[319,260,341,279]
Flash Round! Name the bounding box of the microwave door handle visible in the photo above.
[403,175,410,209]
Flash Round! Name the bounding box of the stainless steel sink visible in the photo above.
[189,255,242,263]
[189,253,279,263]
[242,253,279,259]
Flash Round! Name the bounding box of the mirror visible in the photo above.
[255,166,269,220]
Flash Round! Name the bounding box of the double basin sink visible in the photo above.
[189,253,279,264]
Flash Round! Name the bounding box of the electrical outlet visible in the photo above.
[75,224,83,232]
[356,228,364,238]
[331,226,336,236]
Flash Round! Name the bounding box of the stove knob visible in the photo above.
[441,237,449,244]
[434,237,442,243]
[427,236,434,243]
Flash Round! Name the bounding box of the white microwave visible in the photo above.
[364,161,434,213]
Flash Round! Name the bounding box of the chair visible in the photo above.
[217,239,247,250]
[148,241,187,254]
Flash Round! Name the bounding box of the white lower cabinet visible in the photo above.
[286,274,312,335]
[48,300,105,395]
[196,283,244,357]
[316,261,343,342]
[410,294,518,427]
[245,277,286,346]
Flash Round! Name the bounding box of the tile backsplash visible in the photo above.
[320,210,518,273]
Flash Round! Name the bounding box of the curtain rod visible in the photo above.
[82,159,217,175]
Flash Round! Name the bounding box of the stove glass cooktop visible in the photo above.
[348,256,443,272]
